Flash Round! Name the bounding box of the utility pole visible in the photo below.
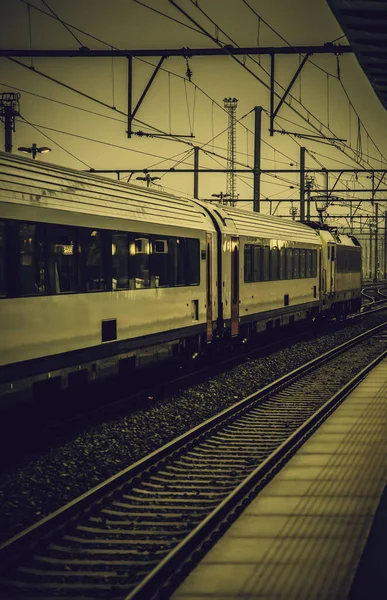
[193,146,199,199]
[374,203,379,282]
[223,97,238,206]
[299,146,305,222]
[305,175,314,222]
[253,106,262,212]
[0,92,20,153]
[384,211,387,280]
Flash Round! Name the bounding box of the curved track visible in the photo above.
[0,323,386,600]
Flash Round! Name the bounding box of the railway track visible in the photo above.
[1,322,387,600]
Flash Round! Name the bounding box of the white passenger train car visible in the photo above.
[204,205,322,338]
[0,152,217,401]
[319,229,362,316]
[0,152,363,404]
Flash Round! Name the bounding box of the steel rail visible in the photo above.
[0,322,386,598]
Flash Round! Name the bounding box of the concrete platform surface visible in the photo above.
[172,356,387,599]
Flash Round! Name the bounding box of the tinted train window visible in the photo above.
[19,222,46,295]
[0,221,5,297]
[299,249,306,278]
[308,250,312,277]
[112,232,129,290]
[169,238,186,286]
[312,250,317,277]
[185,238,200,285]
[262,246,270,281]
[244,245,253,282]
[130,236,150,288]
[48,225,77,293]
[253,246,261,281]
[285,248,293,279]
[292,249,300,279]
[270,247,279,280]
[151,238,169,287]
[279,248,286,280]
[80,229,105,292]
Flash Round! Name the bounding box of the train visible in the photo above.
[0,151,362,404]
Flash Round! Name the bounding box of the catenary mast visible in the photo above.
[223,97,238,206]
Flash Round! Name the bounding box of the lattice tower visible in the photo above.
[223,97,238,206]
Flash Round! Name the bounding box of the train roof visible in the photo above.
[318,228,361,248]
[0,152,215,232]
[210,203,321,245]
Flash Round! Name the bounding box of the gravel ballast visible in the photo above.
[0,312,386,545]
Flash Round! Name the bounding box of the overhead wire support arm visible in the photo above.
[132,57,165,121]
[128,56,165,138]
[0,44,353,57]
[270,52,311,136]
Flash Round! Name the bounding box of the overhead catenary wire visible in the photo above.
[188,0,387,171]
[16,120,199,165]
[177,0,380,172]
[19,116,92,169]
[12,0,387,209]
[15,0,298,176]
[40,0,85,48]
[19,0,387,171]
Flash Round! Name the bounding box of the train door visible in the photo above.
[230,236,239,337]
[206,233,213,342]
[328,243,335,294]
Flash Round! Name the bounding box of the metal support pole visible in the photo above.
[369,223,373,279]
[305,179,311,222]
[299,146,305,222]
[384,212,387,280]
[374,203,379,282]
[193,146,199,199]
[253,106,262,212]
[127,56,133,138]
[269,55,275,136]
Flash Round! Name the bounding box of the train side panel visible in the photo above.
[0,152,218,401]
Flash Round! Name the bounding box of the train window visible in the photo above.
[292,248,300,279]
[0,221,5,296]
[244,245,253,282]
[311,250,317,277]
[270,247,279,281]
[80,229,105,292]
[112,232,129,290]
[130,236,150,289]
[306,250,312,278]
[278,247,286,280]
[151,238,169,287]
[169,238,186,286]
[262,246,270,281]
[285,248,293,279]
[19,222,46,296]
[47,225,77,293]
[253,246,261,282]
[331,246,335,261]
[185,238,200,285]
[299,249,306,278]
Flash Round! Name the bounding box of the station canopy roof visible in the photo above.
[326,0,387,109]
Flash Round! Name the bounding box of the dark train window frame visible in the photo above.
[244,243,320,283]
[0,218,201,298]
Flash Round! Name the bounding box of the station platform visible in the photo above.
[172,356,387,599]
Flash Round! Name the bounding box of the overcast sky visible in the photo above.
[1,0,387,226]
